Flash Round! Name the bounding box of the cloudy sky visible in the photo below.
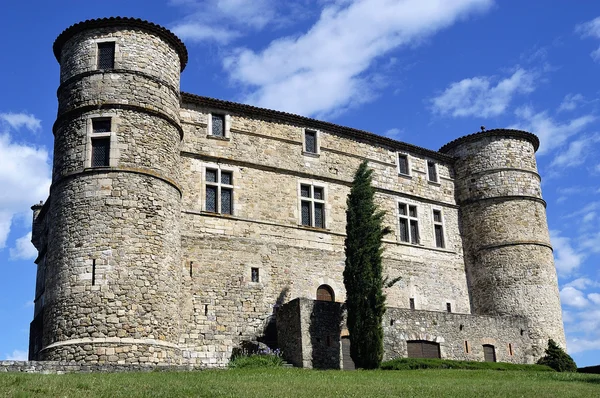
[1,1,599,366]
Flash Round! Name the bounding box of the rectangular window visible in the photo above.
[92,118,111,133]
[300,183,325,228]
[205,168,233,215]
[304,130,317,153]
[97,42,115,69]
[251,267,259,282]
[427,161,438,182]
[398,154,409,175]
[399,203,419,244]
[465,341,470,354]
[211,114,225,137]
[508,343,513,356]
[409,298,415,310]
[91,137,110,167]
[446,302,452,313]
[433,209,445,248]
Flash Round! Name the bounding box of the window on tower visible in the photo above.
[97,42,115,69]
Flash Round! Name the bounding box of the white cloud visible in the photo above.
[9,232,37,260]
[5,349,27,361]
[0,112,41,132]
[550,134,600,168]
[558,93,584,112]
[550,230,584,276]
[560,286,590,308]
[0,132,51,249]
[383,128,403,139]
[580,231,600,254]
[430,68,536,118]
[223,0,493,117]
[565,278,600,290]
[510,106,596,155]
[576,16,600,62]
[567,337,600,354]
[171,0,278,43]
[589,293,600,305]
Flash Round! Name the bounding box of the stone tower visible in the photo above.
[440,129,566,359]
[38,18,187,363]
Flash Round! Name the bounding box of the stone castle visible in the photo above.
[28,17,565,369]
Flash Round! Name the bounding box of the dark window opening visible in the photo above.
[316,284,334,302]
[435,225,445,248]
[251,267,259,282]
[205,169,233,214]
[92,118,111,133]
[97,42,115,69]
[433,209,442,223]
[204,305,209,316]
[189,261,193,277]
[508,343,513,356]
[398,154,409,175]
[483,344,496,362]
[205,185,217,212]
[446,302,452,313]
[465,341,469,353]
[399,203,419,244]
[91,137,110,167]
[409,298,415,310]
[390,319,394,326]
[427,161,438,182]
[91,259,96,286]
[300,184,325,228]
[212,114,225,136]
[305,130,317,153]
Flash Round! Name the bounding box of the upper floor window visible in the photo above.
[205,168,233,215]
[90,117,112,167]
[398,153,410,176]
[433,209,445,248]
[300,183,325,228]
[211,114,225,137]
[304,129,318,154]
[427,161,438,183]
[97,42,115,70]
[399,203,419,244]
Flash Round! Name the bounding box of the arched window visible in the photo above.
[316,284,335,302]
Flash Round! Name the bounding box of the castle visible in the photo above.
[28,17,565,369]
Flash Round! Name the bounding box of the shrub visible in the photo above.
[537,339,577,372]
[380,358,554,372]
[228,354,284,369]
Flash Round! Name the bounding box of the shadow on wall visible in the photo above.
[309,300,343,369]
[258,286,290,349]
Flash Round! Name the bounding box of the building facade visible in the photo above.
[28,17,565,368]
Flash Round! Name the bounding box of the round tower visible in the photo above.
[41,18,187,364]
[440,129,566,358]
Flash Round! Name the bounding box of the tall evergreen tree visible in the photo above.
[343,160,394,369]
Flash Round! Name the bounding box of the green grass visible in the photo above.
[381,357,555,371]
[228,354,284,368]
[1,368,599,398]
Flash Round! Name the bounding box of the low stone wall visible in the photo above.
[0,361,203,374]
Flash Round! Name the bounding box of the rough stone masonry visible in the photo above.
[20,16,565,370]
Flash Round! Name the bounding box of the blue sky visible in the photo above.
[1,0,599,366]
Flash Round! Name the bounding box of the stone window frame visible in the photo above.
[397,152,412,177]
[297,180,328,229]
[206,112,231,140]
[302,128,320,157]
[432,207,446,249]
[397,200,421,245]
[202,163,235,216]
[94,38,119,70]
[251,267,260,283]
[426,159,440,184]
[84,114,119,169]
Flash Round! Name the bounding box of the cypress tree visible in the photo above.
[537,339,577,372]
[343,160,393,369]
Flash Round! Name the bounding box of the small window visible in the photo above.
[97,42,115,69]
[251,267,259,283]
[433,209,445,248]
[91,137,110,167]
[92,118,111,133]
[446,302,452,313]
[427,161,438,182]
[304,130,317,153]
[508,343,514,356]
[205,168,233,215]
[465,341,470,354]
[409,298,415,310]
[399,203,419,244]
[300,184,325,228]
[211,114,225,137]
[317,284,335,302]
[398,154,409,175]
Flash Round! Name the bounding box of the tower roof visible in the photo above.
[53,17,188,71]
[439,129,540,153]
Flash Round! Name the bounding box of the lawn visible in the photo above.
[1,368,599,398]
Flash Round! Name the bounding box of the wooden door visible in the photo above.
[483,345,496,362]
[407,340,441,359]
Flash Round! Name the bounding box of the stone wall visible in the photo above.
[0,361,201,374]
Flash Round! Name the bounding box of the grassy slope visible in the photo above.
[1,368,599,398]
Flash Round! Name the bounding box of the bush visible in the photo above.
[380,358,554,372]
[228,354,284,369]
[537,339,577,372]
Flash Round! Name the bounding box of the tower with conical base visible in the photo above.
[31,18,188,364]
[440,129,566,360]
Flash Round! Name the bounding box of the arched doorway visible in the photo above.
[316,284,335,302]
[483,344,496,362]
